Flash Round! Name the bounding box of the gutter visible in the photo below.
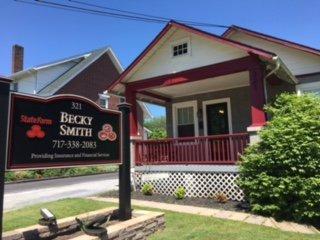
[263,56,281,103]
[263,56,298,103]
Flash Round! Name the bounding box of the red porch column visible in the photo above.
[249,62,267,127]
[125,87,138,136]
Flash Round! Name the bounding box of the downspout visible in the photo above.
[263,56,280,103]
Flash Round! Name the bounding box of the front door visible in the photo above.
[206,102,229,135]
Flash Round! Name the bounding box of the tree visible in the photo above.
[144,116,167,139]
[238,93,320,226]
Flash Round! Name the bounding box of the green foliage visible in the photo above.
[142,183,154,196]
[144,117,167,139]
[5,166,118,182]
[149,128,167,139]
[238,93,320,226]
[175,186,186,200]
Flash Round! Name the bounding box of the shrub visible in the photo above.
[175,186,186,200]
[214,192,228,203]
[238,93,320,225]
[142,183,154,195]
[4,166,117,182]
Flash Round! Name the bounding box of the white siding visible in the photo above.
[128,29,248,82]
[35,62,77,91]
[16,61,77,94]
[17,74,36,94]
[228,32,320,76]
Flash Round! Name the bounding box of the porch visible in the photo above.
[135,133,249,165]
[124,55,296,166]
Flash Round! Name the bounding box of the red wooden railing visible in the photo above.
[134,133,249,166]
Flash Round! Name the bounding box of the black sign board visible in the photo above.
[6,93,122,170]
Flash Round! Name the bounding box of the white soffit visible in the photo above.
[149,71,249,98]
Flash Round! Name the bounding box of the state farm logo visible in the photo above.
[98,124,117,141]
[26,125,46,139]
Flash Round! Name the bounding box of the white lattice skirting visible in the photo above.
[134,171,244,202]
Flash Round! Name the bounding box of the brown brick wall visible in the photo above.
[57,52,120,104]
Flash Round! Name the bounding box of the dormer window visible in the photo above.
[172,42,189,57]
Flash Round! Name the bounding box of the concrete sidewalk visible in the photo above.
[88,196,319,235]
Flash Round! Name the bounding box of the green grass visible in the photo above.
[3,198,114,232]
[3,198,320,240]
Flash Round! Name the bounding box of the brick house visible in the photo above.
[9,45,151,137]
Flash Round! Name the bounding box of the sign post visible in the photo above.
[0,79,11,239]
[118,103,132,220]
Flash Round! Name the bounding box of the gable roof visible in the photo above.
[110,21,277,91]
[10,47,123,95]
[222,25,320,57]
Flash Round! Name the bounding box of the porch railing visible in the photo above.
[134,133,250,166]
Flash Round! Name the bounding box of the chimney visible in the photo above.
[12,44,24,73]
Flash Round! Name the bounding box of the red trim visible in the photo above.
[126,56,256,91]
[7,93,122,170]
[125,89,138,136]
[170,21,275,59]
[249,62,267,126]
[108,22,173,90]
[109,21,276,91]
[134,133,249,166]
[223,25,320,57]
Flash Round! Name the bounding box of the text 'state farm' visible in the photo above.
[6,93,121,170]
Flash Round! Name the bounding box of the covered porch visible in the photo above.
[109,22,297,166]
[126,56,271,165]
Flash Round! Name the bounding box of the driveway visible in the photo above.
[4,173,118,211]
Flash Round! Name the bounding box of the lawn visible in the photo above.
[3,198,320,240]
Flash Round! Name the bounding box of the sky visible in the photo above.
[1,0,320,117]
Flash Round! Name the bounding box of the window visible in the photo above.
[172,101,198,138]
[177,106,194,137]
[98,93,109,108]
[296,82,320,96]
[172,42,188,57]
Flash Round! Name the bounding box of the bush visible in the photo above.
[142,183,154,195]
[214,192,228,203]
[5,166,118,182]
[175,186,186,200]
[149,128,167,140]
[238,93,320,226]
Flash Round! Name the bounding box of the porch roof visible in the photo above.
[109,21,279,93]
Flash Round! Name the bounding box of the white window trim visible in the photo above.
[296,81,320,95]
[171,37,191,58]
[202,98,233,136]
[98,93,110,108]
[172,100,199,138]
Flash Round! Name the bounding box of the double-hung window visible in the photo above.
[173,101,198,138]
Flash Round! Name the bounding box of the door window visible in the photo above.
[206,102,229,135]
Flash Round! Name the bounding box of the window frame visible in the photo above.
[171,37,191,58]
[296,81,320,95]
[202,98,233,136]
[172,100,199,138]
[98,93,110,108]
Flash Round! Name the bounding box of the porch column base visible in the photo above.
[247,125,264,144]
[130,135,142,168]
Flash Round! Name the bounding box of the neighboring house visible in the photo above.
[109,21,320,201]
[9,45,152,138]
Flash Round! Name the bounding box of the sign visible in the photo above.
[6,93,122,170]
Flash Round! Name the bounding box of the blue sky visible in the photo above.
[1,0,320,117]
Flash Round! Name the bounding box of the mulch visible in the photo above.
[100,190,250,213]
